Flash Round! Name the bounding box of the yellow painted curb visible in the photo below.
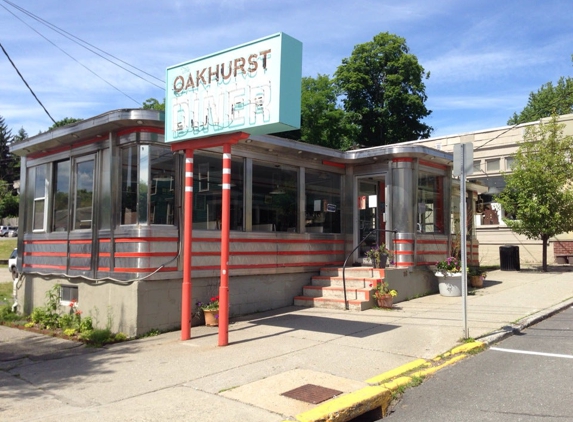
[412,354,467,378]
[450,341,484,355]
[366,358,428,385]
[294,386,392,422]
[380,375,412,391]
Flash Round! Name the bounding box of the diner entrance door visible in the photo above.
[358,178,387,262]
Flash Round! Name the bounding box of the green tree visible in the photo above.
[277,75,357,150]
[0,116,18,188]
[508,76,573,125]
[496,114,573,271]
[142,98,165,111]
[0,180,19,217]
[334,32,432,147]
[49,117,83,130]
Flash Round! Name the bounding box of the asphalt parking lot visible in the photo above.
[385,306,573,421]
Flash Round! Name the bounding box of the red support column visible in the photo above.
[218,144,231,346]
[181,150,194,341]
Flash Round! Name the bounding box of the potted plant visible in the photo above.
[365,244,391,268]
[196,296,219,326]
[372,280,397,308]
[468,267,487,288]
[435,256,463,297]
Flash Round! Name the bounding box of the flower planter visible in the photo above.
[470,275,484,288]
[376,294,393,308]
[435,272,463,297]
[203,309,219,326]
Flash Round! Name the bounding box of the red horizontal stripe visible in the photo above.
[24,252,66,257]
[24,264,67,270]
[24,240,69,245]
[419,159,447,170]
[113,267,178,273]
[117,126,163,137]
[193,261,344,271]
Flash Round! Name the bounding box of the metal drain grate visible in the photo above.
[281,384,343,404]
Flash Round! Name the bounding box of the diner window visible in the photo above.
[60,285,78,304]
[252,162,297,232]
[33,164,48,231]
[149,147,175,224]
[52,160,70,232]
[472,160,481,173]
[193,152,244,231]
[486,158,500,173]
[305,169,341,233]
[505,156,515,171]
[417,173,445,234]
[73,156,94,230]
[121,145,176,226]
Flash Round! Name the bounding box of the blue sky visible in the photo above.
[1,0,572,139]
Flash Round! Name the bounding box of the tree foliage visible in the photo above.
[142,98,165,111]
[496,114,573,271]
[0,116,19,190]
[508,76,573,125]
[49,117,83,130]
[334,32,432,147]
[0,180,19,217]
[277,75,357,150]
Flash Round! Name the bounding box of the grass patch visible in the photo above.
[0,239,17,260]
[0,282,12,301]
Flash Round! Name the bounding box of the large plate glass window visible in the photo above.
[417,172,445,234]
[120,144,176,225]
[33,164,48,232]
[305,169,341,233]
[73,156,95,230]
[193,152,244,231]
[252,162,297,232]
[52,160,70,232]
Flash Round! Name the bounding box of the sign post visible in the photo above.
[453,141,473,339]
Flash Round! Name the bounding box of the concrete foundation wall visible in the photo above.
[384,267,438,303]
[16,271,315,337]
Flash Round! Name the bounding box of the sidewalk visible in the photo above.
[1,268,573,421]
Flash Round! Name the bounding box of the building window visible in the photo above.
[149,147,175,225]
[505,156,515,170]
[486,158,500,173]
[60,285,78,305]
[252,162,297,232]
[73,157,95,230]
[52,160,70,232]
[472,160,481,173]
[305,169,341,233]
[193,152,244,231]
[31,164,48,232]
[121,145,176,226]
[417,173,445,234]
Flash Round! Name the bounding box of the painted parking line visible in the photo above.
[491,347,573,359]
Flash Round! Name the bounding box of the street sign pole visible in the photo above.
[453,142,473,339]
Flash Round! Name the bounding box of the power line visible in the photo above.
[1,3,142,106]
[0,42,57,124]
[2,0,165,89]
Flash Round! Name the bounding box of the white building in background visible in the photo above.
[410,113,573,267]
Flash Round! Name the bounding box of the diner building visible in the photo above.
[10,108,481,336]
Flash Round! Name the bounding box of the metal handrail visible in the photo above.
[342,229,398,310]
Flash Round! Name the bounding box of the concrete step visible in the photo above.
[293,296,372,311]
[302,285,372,301]
[319,267,385,279]
[311,276,381,289]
